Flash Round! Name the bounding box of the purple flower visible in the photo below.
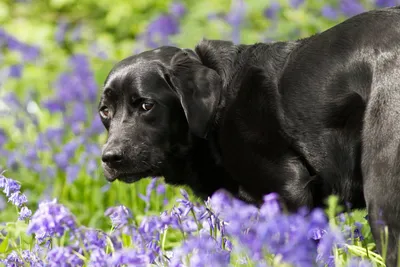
[21,250,43,266]
[107,249,151,266]
[0,175,21,197]
[54,152,69,170]
[42,99,66,113]
[71,23,82,42]
[8,191,28,207]
[86,158,97,175]
[54,140,82,170]
[347,257,373,267]
[89,248,108,267]
[0,195,5,210]
[86,116,105,136]
[27,199,78,242]
[66,164,80,183]
[317,227,345,264]
[353,222,364,241]
[2,251,24,266]
[156,183,166,195]
[226,0,246,44]
[21,45,40,62]
[322,5,338,20]
[340,0,364,17]
[105,205,133,229]
[55,19,68,44]
[69,54,98,101]
[9,64,23,78]
[145,15,180,48]
[139,179,157,212]
[264,2,280,19]
[80,228,108,251]
[169,2,186,17]
[0,29,41,61]
[307,208,328,240]
[375,0,398,7]
[47,246,84,267]
[0,128,6,147]
[45,127,64,144]
[170,235,230,267]
[19,206,32,220]
[260,192,282,218]
[290,0,304,8]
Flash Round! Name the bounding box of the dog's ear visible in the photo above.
[166,49,222,139]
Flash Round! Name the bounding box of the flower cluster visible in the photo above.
[0,173,31,220]
[0,178,376,266]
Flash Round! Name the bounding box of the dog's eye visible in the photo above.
[100,107,110,119]
[141,102,154,111]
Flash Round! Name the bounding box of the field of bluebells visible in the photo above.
[0,0,399,266]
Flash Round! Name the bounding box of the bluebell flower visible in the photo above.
[340,0,364,17]
[0,128,6,147]
[21,250,44,266]
[347,257,373,267]
[170,235,230,267]
[375,0,398,7]
[290,0,304,8]
[2,251,24,266]
[78,228,108,251]
[8,191,28,207]
[156,183,166,195]
[54,152,69,170]
[42,98,66,113]
[86,116,105,136]
[0,195,5,211]
[107,249,151,266]
[0,175,21,197]
[18,206,32,220]
[71,23,82,42]
[264,2,280,19]
[145,15,180,48]
[21,45,40,62]
[47,246,84,267]
[139,179,157,212]
[317,227,345,265]
[88,248,108,267]
[45,127,64,145]
[170,2,186,17]
[55,19,68,44]
[353,222,364,241]
[27,199,78,243]
[9,64,23,78]
[322,5,338,20]
[66,164,80,183]
[105,205,133,229]
[69,54,98,101]
[0,28,40,61]
[226,0,246,44]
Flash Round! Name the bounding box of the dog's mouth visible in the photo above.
[115,171,154,183]
[103,165,158,184]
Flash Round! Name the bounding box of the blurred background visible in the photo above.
[0,0,398,229]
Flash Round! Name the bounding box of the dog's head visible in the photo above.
[99,43,228,183]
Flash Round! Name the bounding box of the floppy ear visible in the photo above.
[166,49,222,139]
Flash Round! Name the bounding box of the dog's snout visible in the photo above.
[102,149,124,164]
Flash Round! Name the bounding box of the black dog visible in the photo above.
[99,6,400,265]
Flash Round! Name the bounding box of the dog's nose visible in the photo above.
[102,149,123,164]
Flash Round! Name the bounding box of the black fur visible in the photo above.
[99,6,400,265]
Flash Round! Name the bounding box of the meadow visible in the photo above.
[0,0,398,266]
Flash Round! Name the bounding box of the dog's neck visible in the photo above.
[162,134,240,199]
